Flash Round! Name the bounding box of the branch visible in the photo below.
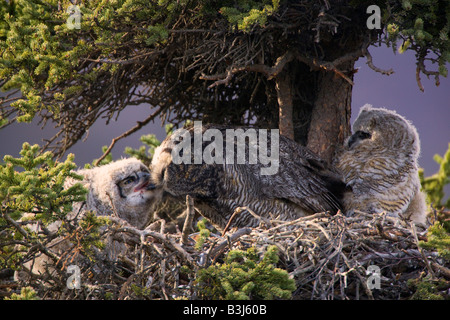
[200,48,361,87]
[221,206,272,236]
[362,47,394,76]
[275,72,294,139]
[2,210,59,264]
[94,107,163,166]
[415,57,441,92]
[181,195,195,245]
[108,216,194,264]
[211,227,252,258]
[411,222,436,278]
[200,69,234,88]
[296,54,357,86]
[82,52,158,65]
[430,261,450,279]
[200,50,295,88]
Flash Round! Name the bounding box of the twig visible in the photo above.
[211,227,252,260]
[222,207,243,236]
[181,195,195,245]
[108,216,194,264]
[200,50,295,88]
[343,253,374,300]
[2,211,59,263]
[430,262,450,279]
[415,55,441,92]
[362,47,394,76]
[268,212,329,230]
[94,107,162,166]
[410,222,435,278]
[82,52,157,65]
[222,206,272,235]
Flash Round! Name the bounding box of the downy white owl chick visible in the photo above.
[335,104,427,224]
[15,158,161,282]
[150,124,345,231]
[71,157,161,229]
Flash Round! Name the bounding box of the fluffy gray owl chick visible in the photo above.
[15,158,161,282]
[150,124,345,230]
[335,104,427,224]
[69,158,161,229]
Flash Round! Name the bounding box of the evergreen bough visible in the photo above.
[196,245,296,300]
[419,143,450,209]
[1,1,448,158]
[0,142,86,221]
[0,142,87,272]
[418,144,450,260]
[420,221,450,260]
[4,286,40,300]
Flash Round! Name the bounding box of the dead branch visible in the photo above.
[181,195,195,245]
[200,50,295,88]
[210,227,252,259]
[94,107,163,166]
[362,47,394,76]
[415,57,441,92]
[10,205,447,300]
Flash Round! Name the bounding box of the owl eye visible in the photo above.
[122,175,137,186]
[347,130,372,148]
[358,131,371,140]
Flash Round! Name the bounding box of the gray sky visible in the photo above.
[0,45,449,187]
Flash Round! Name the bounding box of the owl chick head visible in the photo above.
[80,158,162,229]
[347,104,420,158]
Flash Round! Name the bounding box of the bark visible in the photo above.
[275,71,295,140]
[273,59,354,164]
[306,62,354,164]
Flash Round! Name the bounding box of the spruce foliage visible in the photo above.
[196,245,296,300]
[420,221,450,260]
[1,1,448,155]
[417,143,450,298]
[4,286,40,300]
[0,143,86,223]
[419,143,450,209]
[0,143,106,291]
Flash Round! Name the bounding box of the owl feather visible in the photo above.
[151,124,345,230]
[335,104,427,224]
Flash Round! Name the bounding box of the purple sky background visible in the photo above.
[352,45,449,175]
[0,45,449,191]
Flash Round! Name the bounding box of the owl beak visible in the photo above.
[134,172,157,192]
[347,134,358,149]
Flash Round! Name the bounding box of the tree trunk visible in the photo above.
[273,60,354,164]
[275,71,294,140]
[306,62,354,164]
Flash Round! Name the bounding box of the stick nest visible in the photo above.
[187,210,449,300]
[6,209,450,300]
